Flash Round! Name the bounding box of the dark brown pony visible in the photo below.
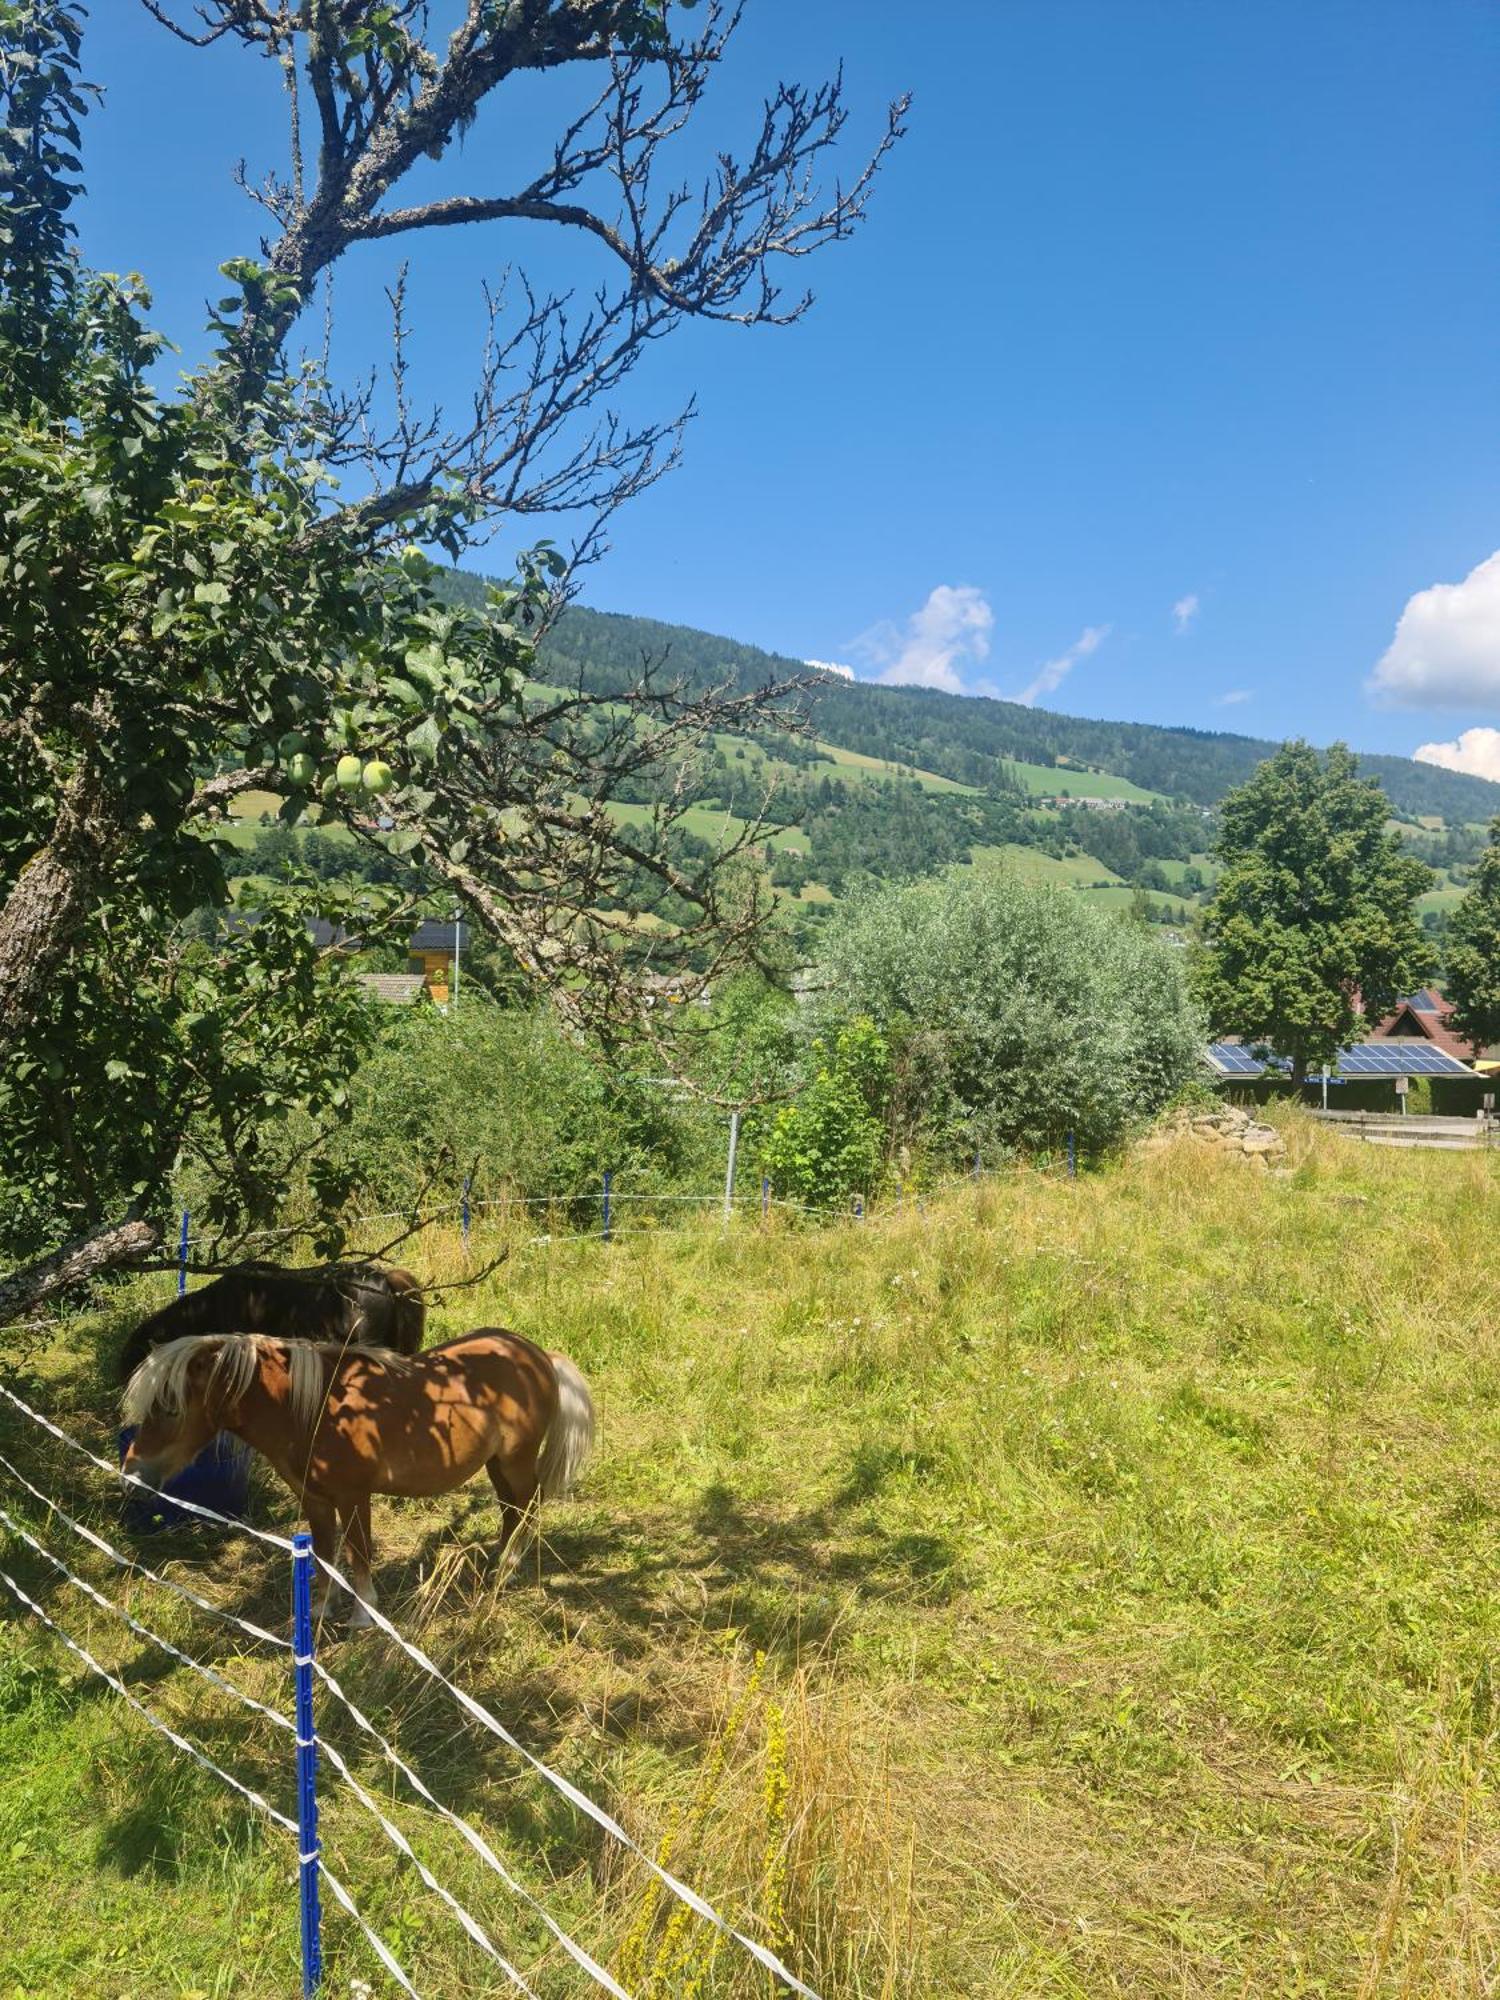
[118,1262,426,1383]
[121,1330,595,1625]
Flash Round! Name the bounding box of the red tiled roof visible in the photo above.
[1371,997,1477,1062]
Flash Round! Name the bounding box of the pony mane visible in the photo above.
[121,1333,332,1437]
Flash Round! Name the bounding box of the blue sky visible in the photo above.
[76,3,1500,773]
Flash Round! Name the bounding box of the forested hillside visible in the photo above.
[515,597,1500,823]
[387,576,1495,940]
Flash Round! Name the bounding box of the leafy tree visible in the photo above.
[1194,742,1432,1083]
[814,870,1200,1163]
[0,889,384,1320]
[328,995,715,1222]
[1445,817,1500,1055]
[759,1019,891,1211]
[0,0,902,1316]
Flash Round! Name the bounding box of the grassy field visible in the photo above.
[967,848,1199,923]
[968,843,1127,890]
[2,1121,1498,1996]
[1150,854,1218,888]
[604,799,810,854]
[1004,763,1165,804]
[809,742,978,795]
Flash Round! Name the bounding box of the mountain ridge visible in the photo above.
[529,601,1499,823]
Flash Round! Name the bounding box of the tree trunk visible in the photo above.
[0,1216,157,1329]
[0,755,121,1039]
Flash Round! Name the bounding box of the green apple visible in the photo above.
[277,730,308,762]
[335,753,364,790]
[361,760,394,795]
[285,751,316,787]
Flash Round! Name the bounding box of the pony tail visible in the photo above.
[537,1353,595,1500]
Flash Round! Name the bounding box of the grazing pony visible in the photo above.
[121,1330,594,1625]
[118,1262,426,1383]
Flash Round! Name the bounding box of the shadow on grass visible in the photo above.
[2,1360,962,1861]
[90,1734,270,1884]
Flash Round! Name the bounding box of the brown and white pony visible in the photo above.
[121,1330,594,1626]
[118,1262,427,1383]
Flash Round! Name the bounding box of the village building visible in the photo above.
[1365,986,1491,1065]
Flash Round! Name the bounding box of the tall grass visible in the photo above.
[1,1110,1497,1995]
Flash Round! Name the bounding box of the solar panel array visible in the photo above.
[1334,1042,1471,1077]
[1204,1040,1472,1079]
[1205,1042,1266,1076]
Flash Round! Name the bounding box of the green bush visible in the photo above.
[815,869,1202,1164]
[328,997,720,1217]
[759,1018,890,1210]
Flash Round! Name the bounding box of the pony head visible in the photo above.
[120,1334,268,1488]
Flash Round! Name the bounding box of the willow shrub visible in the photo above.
[327,997,721,1219]
[816,869,1203,1166]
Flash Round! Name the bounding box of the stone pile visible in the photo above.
[1138,1100,1287,1169]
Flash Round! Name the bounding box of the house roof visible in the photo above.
[409,917,463,952]
[222,910,364,950]
[220,916,472,960]
[1205,1038,1474,1079]
[357,973,427,1005]
[1371,989,1476,1063]
[307,916,363,950]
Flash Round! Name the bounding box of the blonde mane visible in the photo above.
[121,1333,340,1439]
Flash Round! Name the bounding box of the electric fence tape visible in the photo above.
[0,1379,822,1998]
[0,1561,417,1996]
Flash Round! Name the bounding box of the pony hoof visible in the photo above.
[346,1597,376,1631]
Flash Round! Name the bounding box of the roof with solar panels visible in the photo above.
[1204,1039,1475,1079]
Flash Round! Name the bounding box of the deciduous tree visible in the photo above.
[0,0,904,1317]
[811,869,1200,1165]
[1444,817,1500,1056]
[1194,742,1432,1084]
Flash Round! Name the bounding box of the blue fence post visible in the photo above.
[291,1532,322,1996]
[761,1174,770,1220]
[461,1172,472,1251]
[177,1210,190,1296]
[972,1148,981,1180]
[1067,1130,1077,1178]
[602,1169,612,1243]
[853,1193,864,1222]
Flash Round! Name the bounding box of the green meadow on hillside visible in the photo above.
[1,1120,1497,1997]
[1002,763,1164,803]
[969,843,1127,890]
[809,741,978,794]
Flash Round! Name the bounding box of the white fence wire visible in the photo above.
[0,1380,824,1999]
[0,1559,419,1996]
[0,1461,562,1995]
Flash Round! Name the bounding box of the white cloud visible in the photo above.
[805,658,854,682]
[1218,688,1252,706]
[852,584,996,694]
[1369,549,1500,708]
[1172,593,1200,635]
[1014,625,1110,708]
[1413,725,1500,783]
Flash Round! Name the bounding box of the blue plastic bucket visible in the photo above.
[118,1427,252,1532]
